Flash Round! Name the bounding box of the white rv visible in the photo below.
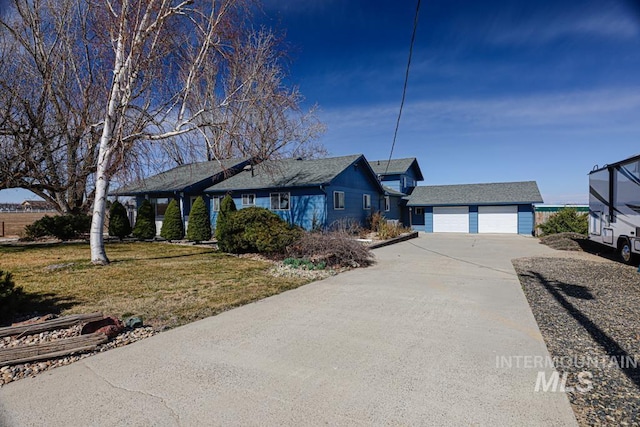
[589,154,640,265]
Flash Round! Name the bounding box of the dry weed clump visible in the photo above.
[287,231,374,268]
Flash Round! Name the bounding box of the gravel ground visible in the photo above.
[0,325,158,386]
[514,256,640,426]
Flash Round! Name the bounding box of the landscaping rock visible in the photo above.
[514,256,640,426]
[0,324,157,386]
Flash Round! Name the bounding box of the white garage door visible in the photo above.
[433,206,469,233]
[478,205,518,234]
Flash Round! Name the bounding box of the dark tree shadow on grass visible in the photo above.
[0,290,79,327]
[524,271,640,390]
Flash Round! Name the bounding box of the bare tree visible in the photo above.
[0,0,325,265]
[142,27,326,168]
[188,28,326,163]
[0,0,107,213]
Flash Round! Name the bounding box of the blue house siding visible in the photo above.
[379,170,420,194]
[326,162,385,227]
[424,207,433,232]
[400,169,419,194]
[209,188,327,231]
[409,206,428,230]
[469,205,478,234]
[385,195,403,222]
[518,204,535,235]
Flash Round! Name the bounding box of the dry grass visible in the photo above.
[0,212,54,237]
[0,242,310,328]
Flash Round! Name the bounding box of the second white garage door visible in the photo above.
[478,205,518,234]
[433,206,469,233]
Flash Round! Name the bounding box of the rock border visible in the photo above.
[368,231,419,249]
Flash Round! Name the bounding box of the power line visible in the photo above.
[383,0,421,176]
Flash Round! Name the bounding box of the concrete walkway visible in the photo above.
[0,234,577,426]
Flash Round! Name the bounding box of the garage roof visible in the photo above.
[406,181,543,206]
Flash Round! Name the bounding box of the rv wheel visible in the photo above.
[618,237,636,265]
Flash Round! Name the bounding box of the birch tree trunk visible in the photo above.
[90,143,113,265]
[90,20,127,265]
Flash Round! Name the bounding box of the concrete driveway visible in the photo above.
[0,234,577,426]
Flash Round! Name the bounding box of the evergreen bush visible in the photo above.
[23,214,91,240]
[186,196,212,242]
[160,199,184,241]
[219,206,300,254]
[215,194,237,250]
[108,201,132,240]
[0,269,24,322]
[132,199,156,239]
[537,208,588,236]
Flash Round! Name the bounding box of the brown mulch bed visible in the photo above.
[514,256,640,426]
[538,232,612,255]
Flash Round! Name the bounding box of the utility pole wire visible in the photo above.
[383,0,421,176]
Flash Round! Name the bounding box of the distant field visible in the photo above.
[0,212,54,237]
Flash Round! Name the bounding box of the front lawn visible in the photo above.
[0,242,310,327]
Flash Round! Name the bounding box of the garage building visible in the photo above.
[405,181,543,235]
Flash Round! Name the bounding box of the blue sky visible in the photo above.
[260,0,640,203]
[2,0,639,204]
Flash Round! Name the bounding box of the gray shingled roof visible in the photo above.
[206,154,381,192]
[369,158,424,181]
[383,186,406,197]
[406,181,543,206]
[112,158,248,195]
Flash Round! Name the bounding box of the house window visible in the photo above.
[333,191,345,210]
[242,194,255,206]
[384,196,391,212]
[415,207,424,215]
[363,194,371,210]
[151,198,169,217]
[212,196,222,212]
[270,192,290,210]
[403,177,407,188]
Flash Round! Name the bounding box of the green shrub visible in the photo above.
[215,194,237,249]
[537,208,588,236]
[187,196,212,242]
[283,257,326,270]
[0,269,24,322]
[108,201,132,240]
[23,214,91,241]
[219,207,301,254]
[160,199,184,241]
[132,199,156,239]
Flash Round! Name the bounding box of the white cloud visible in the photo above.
[321,87,640,135]
[486,2,640,45]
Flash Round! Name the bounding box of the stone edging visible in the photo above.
[369,231,419,250]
